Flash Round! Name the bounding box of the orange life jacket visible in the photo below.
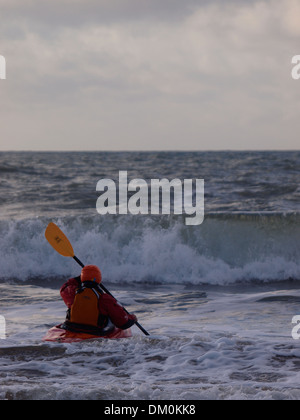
[69,282,103,328]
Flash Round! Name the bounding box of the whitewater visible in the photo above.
[0,151,299,400]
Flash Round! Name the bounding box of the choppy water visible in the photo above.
[0,151,299,219]
[0,151,299,400]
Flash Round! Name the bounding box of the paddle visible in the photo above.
[45,222,150,336]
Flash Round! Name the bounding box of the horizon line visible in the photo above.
[0,149,299,153]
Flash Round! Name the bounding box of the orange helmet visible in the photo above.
[81,265,102,284]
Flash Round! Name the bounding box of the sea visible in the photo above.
[0,150,299,400]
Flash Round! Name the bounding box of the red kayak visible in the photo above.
[43,324,132,343]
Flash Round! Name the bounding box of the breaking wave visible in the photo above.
[0,212,299,286]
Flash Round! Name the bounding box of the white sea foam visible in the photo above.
[0,213,299,285]
[1,284,300,400]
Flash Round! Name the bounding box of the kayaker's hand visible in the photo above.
[130,314,138,323]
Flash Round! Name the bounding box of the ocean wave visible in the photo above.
[0,213,299,286]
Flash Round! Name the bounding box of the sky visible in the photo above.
[0,0,299,151]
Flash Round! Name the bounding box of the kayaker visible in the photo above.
[60,265,137,335]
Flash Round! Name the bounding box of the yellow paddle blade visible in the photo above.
[45,222,75,258]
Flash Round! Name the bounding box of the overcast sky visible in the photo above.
[0,0,299,151]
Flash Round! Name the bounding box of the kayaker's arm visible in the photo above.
[99,294,138,331]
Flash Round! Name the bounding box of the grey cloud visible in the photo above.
[0,0,206,27]
[0,0,299,151]
[0,0,264,33]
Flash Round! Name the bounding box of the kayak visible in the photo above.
[43,324,132,343]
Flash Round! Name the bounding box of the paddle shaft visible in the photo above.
[72,256,150,336]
